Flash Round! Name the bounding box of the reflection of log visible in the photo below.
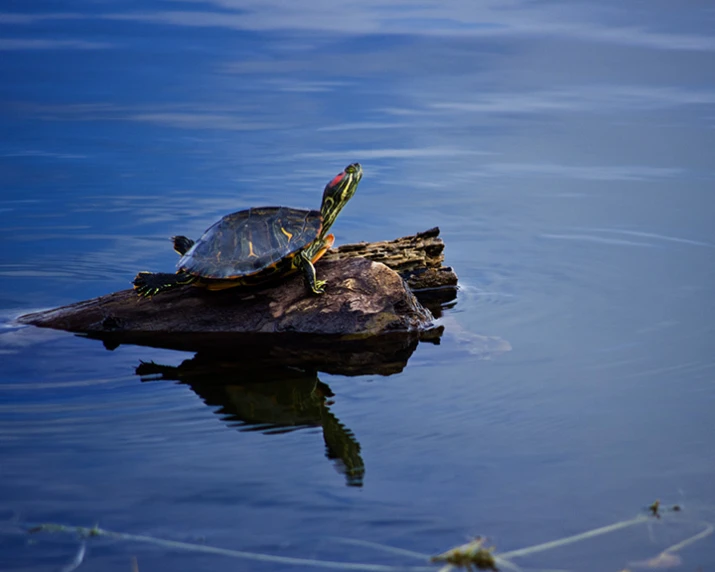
[91,329,439,376]
[18,229,457,341]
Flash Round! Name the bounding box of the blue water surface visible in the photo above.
[1,2,714,571]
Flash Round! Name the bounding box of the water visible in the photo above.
[2,2,715,570]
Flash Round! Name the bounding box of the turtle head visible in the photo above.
[319,163,362,236]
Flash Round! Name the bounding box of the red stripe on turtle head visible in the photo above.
[328,171,346,188]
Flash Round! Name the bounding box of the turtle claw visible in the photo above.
[133,272,153,297]
[312,279,327,295]
[132,271,190,297]
[136,287,157,298]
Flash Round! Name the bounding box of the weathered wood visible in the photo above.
[19,257,433,335]
[326,227,458,292]
[19,228,457,332]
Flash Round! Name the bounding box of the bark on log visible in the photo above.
[325,227,458,293]
[20,257,432,335]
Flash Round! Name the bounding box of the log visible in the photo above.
[325,227,458,293]
[19,257,432,334]
[17,229,457,373]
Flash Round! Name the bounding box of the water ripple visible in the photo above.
[0,38,111,50]
[577,228,715,248]
[539,233,655,248]
[472,162,684,181]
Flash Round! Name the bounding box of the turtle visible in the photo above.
[132,162,362,297]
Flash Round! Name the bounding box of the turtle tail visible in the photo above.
[133,271,196,297]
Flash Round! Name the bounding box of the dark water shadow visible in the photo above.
[414,288,458,319]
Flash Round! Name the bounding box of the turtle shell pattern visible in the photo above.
[178,206,323,280]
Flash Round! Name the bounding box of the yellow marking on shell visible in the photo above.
[247,240,258,258]
[280,227,293,242]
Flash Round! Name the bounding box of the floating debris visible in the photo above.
[431,537,498,571]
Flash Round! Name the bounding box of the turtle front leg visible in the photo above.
[133,271,196,297]
[299,251,326,295]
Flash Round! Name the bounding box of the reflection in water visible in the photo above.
[136,355,365,487]
[91,328,443,376]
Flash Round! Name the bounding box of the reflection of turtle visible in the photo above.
[136,357,365,486]
[133,163,363,296]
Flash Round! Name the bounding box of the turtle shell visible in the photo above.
[178,206,323,280]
